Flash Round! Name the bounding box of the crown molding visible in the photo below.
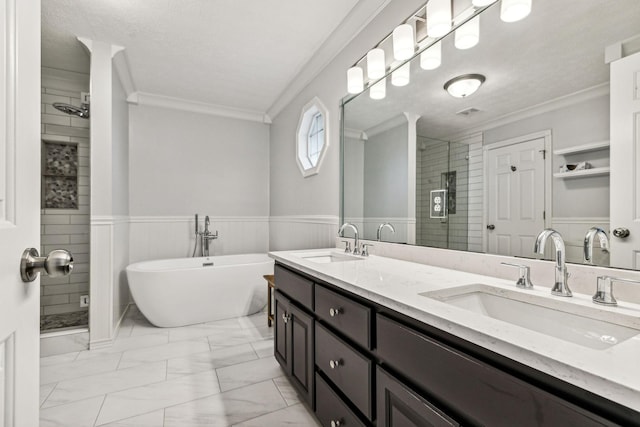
[127,92,272,124]
[267,0,393,120]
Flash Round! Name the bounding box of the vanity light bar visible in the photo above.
[345,0,533,98]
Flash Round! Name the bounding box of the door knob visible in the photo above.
[487,224,496,230]
[612,228,630,238]
[20,248,74,282]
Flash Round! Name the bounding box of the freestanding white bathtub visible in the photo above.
[126,254,274,327]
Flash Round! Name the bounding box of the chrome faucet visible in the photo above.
[583,227,610,265]
[338,223,360,255]
[200,215,218,257]
[534,229,571,297]
[377,222,395,242]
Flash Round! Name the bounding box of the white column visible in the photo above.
[404,113,420,245]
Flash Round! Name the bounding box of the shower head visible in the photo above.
[52,102,90,119]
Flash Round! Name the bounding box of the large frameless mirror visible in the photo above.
[341,0,640,270]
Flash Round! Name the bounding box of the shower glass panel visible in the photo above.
[416,138,470,249]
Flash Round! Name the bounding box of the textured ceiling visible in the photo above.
[42,0,361,113]
[344,0,640,140]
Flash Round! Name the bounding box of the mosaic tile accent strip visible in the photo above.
[44,143,78,176]
[41,311,88,332]
[44,176,78,209]
[43,142,79,209]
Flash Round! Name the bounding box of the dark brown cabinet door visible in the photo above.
[273,290,315,408]
[377,367,459,427]
[289,304,315,408]
[274,291,290,370]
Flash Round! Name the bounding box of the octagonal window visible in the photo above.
[297,97,329,177]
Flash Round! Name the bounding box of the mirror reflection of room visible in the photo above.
[341,0,640,269]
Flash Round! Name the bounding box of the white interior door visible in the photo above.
[610,51,640,268]
[0,0,41,425]
[486,137,546,257]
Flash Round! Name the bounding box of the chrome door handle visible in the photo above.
[282,313,291,324]
[612,228,630,238]
[20,248,74,283]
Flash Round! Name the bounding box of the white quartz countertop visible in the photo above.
[268,249,640,413]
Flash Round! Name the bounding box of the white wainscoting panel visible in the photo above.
[269,216,339,251]
[129,216,269,263]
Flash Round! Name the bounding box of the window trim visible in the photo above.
[296,97,329,178]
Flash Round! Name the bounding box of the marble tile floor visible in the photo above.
[40,305,321,427]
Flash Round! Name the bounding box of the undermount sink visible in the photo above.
[296,251,365,264]
[421,284,640,350]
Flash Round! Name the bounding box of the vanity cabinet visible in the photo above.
[377,366,459,427]
[273,290,314,407]
[273,262,636,427]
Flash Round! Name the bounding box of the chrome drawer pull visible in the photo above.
[329,307,342,317]
[329,359,342,369]
[282,313,291,324]
[330,420,342,427]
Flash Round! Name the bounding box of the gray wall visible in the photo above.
[129,105,270,217]
[364,124,408,218]
[483,94,609,219]
[268,0,425,249]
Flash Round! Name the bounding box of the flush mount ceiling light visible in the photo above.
[367,48,386,79]
[347,66,364,94]
[392,24,415,60]
[500,0,532,22]
[420,40,442,70]
[426,0,452,38]
[391,62,410,87]
[444,74,486,98]
[370,78,387,100]
[455,15,480,50]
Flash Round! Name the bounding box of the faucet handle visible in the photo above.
[593,275,640,306]
[342,240,351,254]
[501,262,534,289]
[361,243,373,257]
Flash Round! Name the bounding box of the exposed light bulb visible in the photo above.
[427,0,452,38]
[370,78,386,100]
[455,15,480,50]
[391,62,410,87]
[392,24,415,61]
[500,0,532,22]
[420,41,442,70]
[347,67,364,94]
[367,48,386,79]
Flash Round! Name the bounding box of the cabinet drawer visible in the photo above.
[274,264,313,310]
[316,323,373,420]
[315,284,371,349]
[377,366,459,427]
[316,373,366,427]
[376,314,617,427]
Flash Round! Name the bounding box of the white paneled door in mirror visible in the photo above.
[610,51,640,270]
[0,0,42,425]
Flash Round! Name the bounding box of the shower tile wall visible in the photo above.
[416,138,469,250]
[40,82,90,330]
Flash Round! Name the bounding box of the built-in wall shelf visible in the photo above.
[553,140,610,156]
[553,167,610,179]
